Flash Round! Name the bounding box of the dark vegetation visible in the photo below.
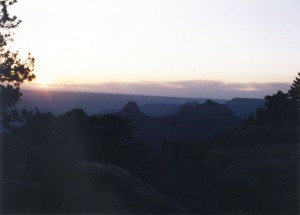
[1,1,299,214]
[0,0,35,129]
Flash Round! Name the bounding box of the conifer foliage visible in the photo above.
[246,73,300,126]
[0,0,35,127]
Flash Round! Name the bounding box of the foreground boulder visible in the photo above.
[64,161,185,213]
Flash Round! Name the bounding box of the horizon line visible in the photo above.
[21,79,291,100]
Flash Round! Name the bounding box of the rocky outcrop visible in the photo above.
[64,161,185,213]
[179,99,236,117]
[117,100,242,150]
[1,161,185,214]
[119,101,147,120]
[121,101,142,114]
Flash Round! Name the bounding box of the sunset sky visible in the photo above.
[8,0,300,98]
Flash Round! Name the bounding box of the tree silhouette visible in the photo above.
[245,73,300,126]
[0,0,35,128]
[288,72,300,105]
[264,90,295,125]
[89,114,151,176]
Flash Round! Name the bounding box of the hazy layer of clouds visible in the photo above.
[24,80,290,100]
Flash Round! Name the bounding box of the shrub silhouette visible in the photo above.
[89,114,151,177]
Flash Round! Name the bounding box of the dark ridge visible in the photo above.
[120,101,143,115]
[225,97,265,119]
[179,99,234,116]
[230,97,265,102]
[61,108,88,120]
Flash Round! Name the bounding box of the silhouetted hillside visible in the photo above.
[120,101,145,117]
[179,99,235,116]
[19,90,225,115]
[118,100,241,150]
[140,98,264,118]
[225,97,265,119]
[16,90,265,120]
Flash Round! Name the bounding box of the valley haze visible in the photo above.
[19,89,265,119]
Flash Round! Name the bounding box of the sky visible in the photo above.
[7,0,300,98]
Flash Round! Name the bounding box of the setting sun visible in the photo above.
[36,76,53,88]
[1,1,299,214]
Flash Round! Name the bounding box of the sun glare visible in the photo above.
[37,76,53,88]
